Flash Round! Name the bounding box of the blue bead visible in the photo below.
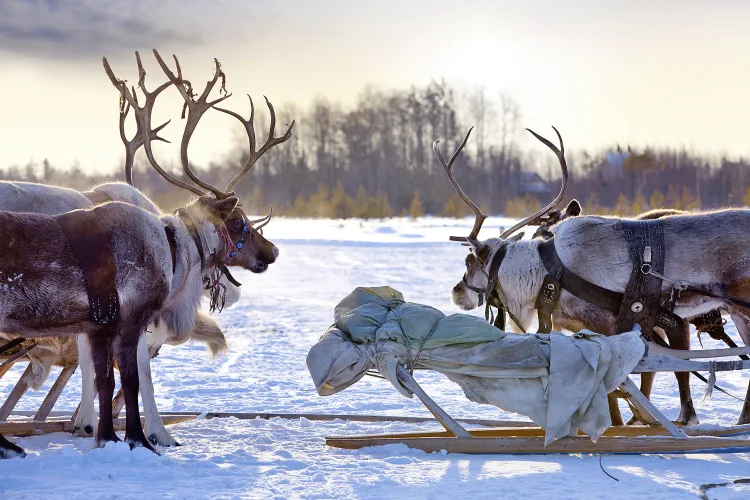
[243,225,249,232]
[237,242,243,249]
[230,251,237,257]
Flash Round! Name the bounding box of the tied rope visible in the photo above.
[366,298,441,397]
[203,224,236,314]
[204,267,227,313]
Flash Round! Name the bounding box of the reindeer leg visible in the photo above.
[727,309,750,425]
[0,433,26,459]
[137,335,179,447]
[665,319,698,425]
[114,325,155,452]
[608,394,625,426]
[88,329,119,447]
[73,335,98,437]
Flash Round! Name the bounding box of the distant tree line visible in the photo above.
[3,80,749,218]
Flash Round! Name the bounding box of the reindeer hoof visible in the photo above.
[126,436,158,454]
[72,425,96,437]
[72,425,94,437]
[0,449,26,459]
[673,415,700,426]
[0,436,26,459]
[149,433,181,447]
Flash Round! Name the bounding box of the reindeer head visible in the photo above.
[103,50,293,280]
[434,127,568,320]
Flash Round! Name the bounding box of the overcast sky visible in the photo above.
[1,0,749,175]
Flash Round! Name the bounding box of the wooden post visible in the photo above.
[111,388,125,418]
[619,377,687,438]
[0,364,35,421]
[34,365,77,421]
[396,365,471,438]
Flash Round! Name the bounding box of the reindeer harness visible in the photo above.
[476,245,529,333]
[534,219,684,339]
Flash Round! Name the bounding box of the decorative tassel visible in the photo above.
[204,267,228,314]
[699,361,717,407]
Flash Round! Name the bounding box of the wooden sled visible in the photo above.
[0,341,77,426]
[326,344,750,455]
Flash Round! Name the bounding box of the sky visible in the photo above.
[1,0,749,175]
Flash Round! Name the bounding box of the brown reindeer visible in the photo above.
[0,181,236,447]
[0,49,293,457]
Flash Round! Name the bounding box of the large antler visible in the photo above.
[433,127,487,242]
[499,126,568,239]
[214,95,295,192]
[103,52,208,195]
[152,49,232,198]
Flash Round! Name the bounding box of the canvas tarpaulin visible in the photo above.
[307,286,647,444]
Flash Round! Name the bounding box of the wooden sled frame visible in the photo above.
[0,342,191,437]
[325,343,750,455]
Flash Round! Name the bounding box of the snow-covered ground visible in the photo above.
[2,216,749,500]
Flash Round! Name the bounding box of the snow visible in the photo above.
[2,216,749,499]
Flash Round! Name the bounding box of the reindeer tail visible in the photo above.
[190,311,229,360]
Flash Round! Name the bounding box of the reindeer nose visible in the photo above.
[271,246,280,260]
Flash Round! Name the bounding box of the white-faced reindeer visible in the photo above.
[0,181,236,448]
[0,49,293,457]
[435,127,750,426]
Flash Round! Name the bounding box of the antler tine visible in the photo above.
[249,206,273,229]
[103,53,206,194]
[499,126,569,239]
[432,127,487,241]
[215,95,296,193]
[152,49,232,198]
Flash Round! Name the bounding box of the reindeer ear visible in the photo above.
[466,238,486,256]
[212,197,238,221]
[565,199,582,217]
[508,232,524,243]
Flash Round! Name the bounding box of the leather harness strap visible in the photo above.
[536,226,685,338]
[484,245,508,331]
[54,209,120,324]
[174,208,206,269]
[614,220,665,335]
[82,191,113,205]
[537,238,623,313]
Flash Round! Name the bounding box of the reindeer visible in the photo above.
[436,127,750,426]
[0,181,235,447]
[0,49,293,457]
[528,202,741,424]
